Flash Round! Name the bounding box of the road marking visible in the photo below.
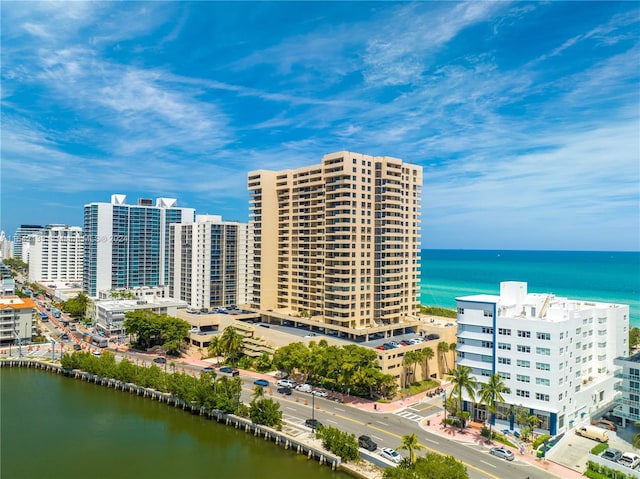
[376,421,389,426]
[327,419,338,424]
[372,435,384,442]
[480,460,496,469]
[416,403,438,412]
[424,437,439,445]
[333,407,345,412]
[285,407,297,411]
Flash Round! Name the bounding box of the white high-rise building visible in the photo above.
[455,281,629,436]
[248,151,422,332]
[169,215,250,310]
[83,195,195,297]
[12,225,43,260]
[28,225,83,283]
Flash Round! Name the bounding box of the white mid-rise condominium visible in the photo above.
[455,281,629,436]
[28,224,83,283]
[169,215,250,310]
[248,151,422,331]
[13,225,43,260]
[83,195,195,297]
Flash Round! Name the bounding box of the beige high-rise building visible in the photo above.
[248,151,422,333]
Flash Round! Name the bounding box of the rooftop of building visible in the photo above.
[0,296,36,310]
[95,297,188,311]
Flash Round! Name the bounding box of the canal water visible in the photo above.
[1,368,352,479]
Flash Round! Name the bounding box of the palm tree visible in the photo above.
[252,384,265,401]
[449,365,478,426]
[398,433,425,464]
[422,347,434,380]
[437,341,450,377]
[207,336,223,364]
[449,342,457,362]
[632,433,640,449]
[220,327,244,364]
[478,373,511,442]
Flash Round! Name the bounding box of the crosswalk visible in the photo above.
[394,408,426,422]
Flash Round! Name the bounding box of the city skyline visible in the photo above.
[1,2,639,251]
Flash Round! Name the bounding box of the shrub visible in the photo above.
[316,425,359,462]
[590,443,609,456]
[532,434,551,450]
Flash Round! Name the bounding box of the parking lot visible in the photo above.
[547,428,632,472]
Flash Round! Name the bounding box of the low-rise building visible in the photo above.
[455,281,629,436]
[94,297,188,336]
[0,296,36,344]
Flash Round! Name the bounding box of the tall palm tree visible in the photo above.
[422,347,434,380]
[220,327,244,364]
[207,335,223,364]
[252,384,265,402]
[449,365,478,424]
[437,341,450,377]
[398,433,425,464]
[478,373,511,442]
[449,342,457,363]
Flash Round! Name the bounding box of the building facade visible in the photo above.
[27,224,83,284]
[12,225,42,260]
[169,215,250,310]
[94,297,188,337]
[455,281,629,436]
[0,296,36,344]
[248,151,422,332]
[613,354,640,427]
[83,195,195,297]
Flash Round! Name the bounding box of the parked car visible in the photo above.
[576,425,609,442]
[618,452,640,469]
[489,447,514,461]
[591,419,618,431]
[295,383,313,393]
[258,323,270,328]
[219,366,239,377]
[253,379,270,387]
[92,351,101,357]
[426,334,440,341]
[73,344,82,351]
[277,379,296,388]
[312,389,327,397]
[202,366,215,373]
[277,387,292,396]
[305,418,322,429]
[601,448,623,462]
[380,447,402,464]
[153,357,166,364]
[358,435,377,451]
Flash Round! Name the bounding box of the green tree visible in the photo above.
[220,327,244,364]
[254,352,272,372]
[632,433,640,449]
[449,365,477,427]
[249,398,283,429]
[478,374,510,442]
[62,292,91,317]
[207,336,223,364]
[421,347,434,380]
[383,452,468,479]
[630,327,640,350]
[398,433,425,464]
[437,341,450,376]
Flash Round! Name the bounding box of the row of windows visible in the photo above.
[497,329,551,340]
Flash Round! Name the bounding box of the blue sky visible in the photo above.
[1,2,638,251]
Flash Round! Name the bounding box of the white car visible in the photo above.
[295,383,313,393]
[618,452,640,469]
[380,447,402,464]
[277,379,296,388]
[312,389,327,397]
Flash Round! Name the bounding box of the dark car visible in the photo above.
[277,387,292,396]
[73,343,82,351]
[60,333,69,340]
[254,379,269,387]
[153,357,166,364]
[602,448,622,462]
[426,334,440,341]
[219,366,239,377]
[358,435,378,452]
[305,418,322,430]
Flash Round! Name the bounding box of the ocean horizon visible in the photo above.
[419,249,640,328]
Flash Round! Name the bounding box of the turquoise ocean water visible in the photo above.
[419,250,640,327]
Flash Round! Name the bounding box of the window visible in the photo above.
[498,328,512,336]
[481,355,493,363]
[536,332,551,340]
[536,347,551,355]
[483,310,493,317]
[481,369,491,377]
[536,362,551,371]
[498,357,511,365]
[482,327,494,334]
[517,359,530,368]
[516,390,530,398]
[517,330,531,338]
[498,342,511,350]
[499,371,511,379]
[536,378,550,386]
[482,341,494,348]
[517,345,531,353]
[536,393,550,401]
[457,307,464,314]
[517,374,530,383]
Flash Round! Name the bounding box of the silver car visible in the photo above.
[489,447,514,461]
